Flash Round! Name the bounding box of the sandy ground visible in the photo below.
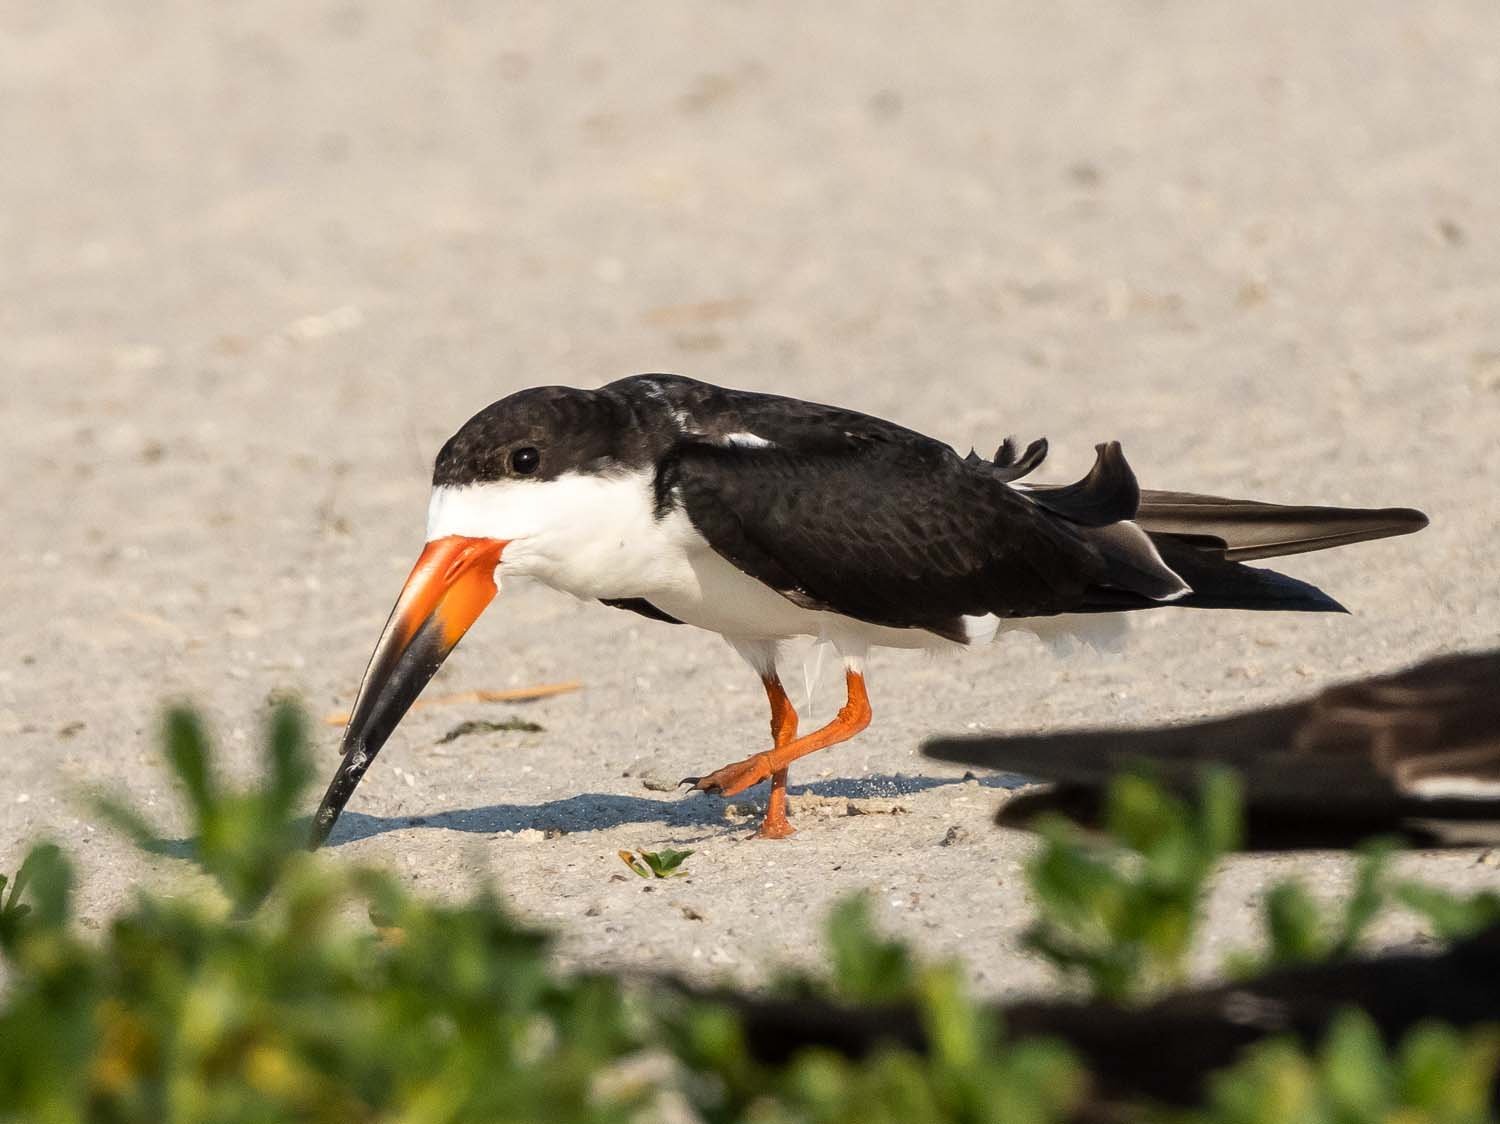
[3,2,1499,996]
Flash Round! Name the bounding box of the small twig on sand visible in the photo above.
[321,681,582,726]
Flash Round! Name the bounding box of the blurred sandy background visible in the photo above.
[3,2,1498,991]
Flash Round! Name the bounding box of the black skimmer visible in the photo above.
[925,650,1499,846]
[308,374,1427,847]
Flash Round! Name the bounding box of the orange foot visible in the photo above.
[681,751,775,798]
[753,810,796,840]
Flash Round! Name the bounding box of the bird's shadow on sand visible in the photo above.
[320,772,1029,847]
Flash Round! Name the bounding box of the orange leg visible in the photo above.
[758,676,800,839]
[686,670,872,816]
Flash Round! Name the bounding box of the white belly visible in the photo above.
[645,542,947,651]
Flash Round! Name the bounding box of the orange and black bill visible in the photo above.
[309,535,505,848]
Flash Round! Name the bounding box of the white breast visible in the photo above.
[427,471,695,599]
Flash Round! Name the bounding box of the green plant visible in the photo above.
[824,893,918,1004]
[1396,882,1500,943]
[3,702,1497,1123]
[1247,838,1399,972]
[1023,768,1242,1002]
[618,848,694,878]
[1186,1011,1500,1124]
[2,707,647,1123]
[1226,840,1500,977]
[90,704,311,913]
[0,843,65,941]
[666,938,1085,1124]
[769,979,1083,1124]
[0,846,648,1122]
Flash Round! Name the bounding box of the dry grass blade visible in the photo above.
[321,681,583,726]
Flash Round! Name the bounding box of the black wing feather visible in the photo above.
[659,436,1111,639]
[599,598,684,625]
[623,374,1361,631]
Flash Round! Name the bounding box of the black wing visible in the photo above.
[623,374,1318,633]
[599,597,683,625]
[654,433,1118,641]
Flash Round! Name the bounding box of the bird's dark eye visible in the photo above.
[510,446,540,476]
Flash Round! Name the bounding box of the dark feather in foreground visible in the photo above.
[924,651,1500,845]
[686,923,1500,1111]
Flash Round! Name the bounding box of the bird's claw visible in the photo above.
[679,754,775,799]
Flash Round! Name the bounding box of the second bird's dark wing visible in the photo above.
[924,650,1500,839]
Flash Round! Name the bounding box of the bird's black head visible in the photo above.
[312,380,663,849]
[431,384,648,487]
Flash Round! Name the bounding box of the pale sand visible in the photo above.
[3,1,1498,994]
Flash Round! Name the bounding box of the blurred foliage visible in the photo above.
[1024,773,1500,996]
[1395,882,1500,943]
[89,705,311,914]
[1186,1011,1500,1124]
[0,708,1496,1122]
[1222,839,1500,978]
[1023,769,1241,1002]
[823,894,918,1004]
[1244,839,1399,974]
[666,960,1085,1124]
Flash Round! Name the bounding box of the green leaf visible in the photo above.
[264,701,313,819]
[1397,1023,1500,1116]
[1263,881,1326,966]
[917,966,990,1071]
[1201,1038,1318,1123]
[1320,1009,1391,1116]
[640,849,693,877]
[1197,767,1245,856]
[1023,770,1237,1002]
[1331,838,1396,958]
[164,706,216,817]
[1103,769,1180,855]
[618,849,693,879]
[1396,882,1500,941]
[0,843,70,935]
[826,894,915,1003]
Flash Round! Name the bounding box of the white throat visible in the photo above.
[426,472,698,600]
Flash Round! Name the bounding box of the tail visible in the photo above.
[1135,491,1429,562]
[1134,537,1350,613]
[1130,491,1427,614]
[975,437,1429,615]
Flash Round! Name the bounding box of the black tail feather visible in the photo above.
[1153,537,1348,613]
[1136,491,1428,562]
[1080,536,1347,614]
